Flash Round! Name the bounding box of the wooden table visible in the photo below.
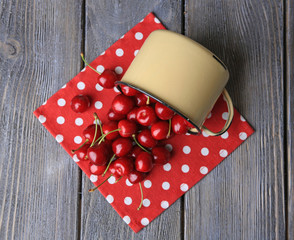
[0,0,293,239]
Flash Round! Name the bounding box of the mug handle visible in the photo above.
[202,88,234,136]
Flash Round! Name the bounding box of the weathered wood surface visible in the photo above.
[0,0,292,239]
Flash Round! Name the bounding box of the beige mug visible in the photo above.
[116,30,234,136]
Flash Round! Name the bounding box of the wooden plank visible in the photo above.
[184,0,285,239]
[286,0,294,238]
[81,1,183,239]
[0,1,82,239]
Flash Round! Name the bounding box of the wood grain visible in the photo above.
[80,1,183,239]
[184,0,285,239]
[0,0,82,239]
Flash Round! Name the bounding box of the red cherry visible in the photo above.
[135,93,149,106]
[121,85,139,96]
[83,124,102,142]
[97,69,118,89]
[107,109,125,121]
[112,94,135,115]
[152,147,171,165]
[184,119,195,129]
[112,137,133,157]
[89,163,107,175]
[129,146,143,159]
[114,157,134,176]
[87,142,111,165]
[108,162,122,179]
[135,152,154,172]
[128,170,147,184]
[171,114,188,135]
[102,121,119,140]
[127,107,138,122]
[118,119,137,137]
[151,121,169,140]
[155,102,174,120]
[137,129,157,148]
[73,143,90,161]
[136,106,157,126]
[70,95,91,113]
[149,97,158,104]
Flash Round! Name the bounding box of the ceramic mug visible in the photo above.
[116,30,234,136]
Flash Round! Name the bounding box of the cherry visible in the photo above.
[114,157,134,176]
[87,141,112,165]
[112,94,135,115]
[72,142,91,161]
[83,124,102,142]
[107,109,125,121]
[97,69,118,89]
[152,147,171,165]
[121,85,139,96]
[155,102,174,120]
[128,170,147,184]
[127,107,138,122]
[136,106,157,126]
[137,129,157,148]
[184,119,194,129]
[129,146,143,159]
[151,121,170,140]
[89,163,107,175]
[118,119,137,137]
[112,137,133,157]
[108,162,122,179]
[70,95,91,113]
[135,93,149,106]
[135,152,154,172]
[102,121,119,140]
[171,114,189,135]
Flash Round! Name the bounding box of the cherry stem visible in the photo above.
[137,182,143,210]
[115,176,122,183]
[98,129,121,145]
[92,135,103,146]
[71,139,89,153]
[90,113,98,147]
[95,112,104,140]
[88,174,112,192]
[167,118,172,138]
[80,53,101,75]
[146,96,150,105]
[132,134,151,154]
[102,154,116,177]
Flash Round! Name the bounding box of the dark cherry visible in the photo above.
[89,163,107,175]
[114,157,134,176]
[108,162,122,179]
[97,69,118,89]
[112,94,135,115]
[136,106,157,126]
[128,170,147,184]
[102,121,119,140]
[137,129,158,148]
[74,143,91,161]
[151,121,169,140]
[129,146,143,159]
[83,124,102,142]
[107,109,125,121]
[152,147,171,165]
[135,152,154,173]
[155,102,174,120]
[87,141,111,165]
[121,85,139,96]
[171,114,188,135]
[70,95,91,113]
[118,119,137,137]
[135,93,149,106]
[127,107,138,122]
[112,137,133,157]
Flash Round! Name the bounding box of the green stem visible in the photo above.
[94,112,104,140]
[71,139,89,153]
[115,176,122,183]
[88,174,112,192]
[137,182,143,210]
[167,118,172,139]
[93,135,103,146]
[102,154,116,177]
[90,113,99,147]
[98,129,121,145]
[132,134,151,153]
[146,96,150,105]
[81,53,101,75]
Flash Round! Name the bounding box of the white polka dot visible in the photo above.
[74,136,82,144]
[165,144,173,152]
[202,131,209,137]
[219,149,228,157]
[56,116,65,125]
[114,87,120,93]
[115,66,123,74]
[140,18,144,22]
[200,166,208,175]
[222,112,228,120]
[141,218,149,226]
[134,50,139,56]
[72,154,79,162]
[240,115,246,122]
[144,180,152,188]
[90,174,98,182]
[77,82,85,90]
[183,146,191,154]
[81,67,86,72]
[181,164,190,173]
[108,176,116,184]
[38,115,46,123]
[95,101,103,109]
[207,112,212,119]
[221,131,229,139]
[154,17,160,23]
[61,84,66,89]
[115,48,124,57]
[161,201,169,209]
[100,51,105,55]
[124,197,132,205]
[120,35,125,39]
[123,216,130,224]
[180,183,189,192]
[162,181,170,190]
[75,118,83,126]
[55,134,64,143]
[106,195,114,203]
[93,119,102,125]
[135,32,143,40]
[125,179,133,186]
[143,199,150,207]
[201,147,209,156]
[95,83,103,91]
[163,163,171,171]
[96,65,104,73]
[42,101,47,105]
[239,132,247,140]
[57,98,66,106]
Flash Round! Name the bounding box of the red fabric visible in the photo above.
[34,13,254,233]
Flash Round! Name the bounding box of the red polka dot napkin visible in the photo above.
[34,12,254,233]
